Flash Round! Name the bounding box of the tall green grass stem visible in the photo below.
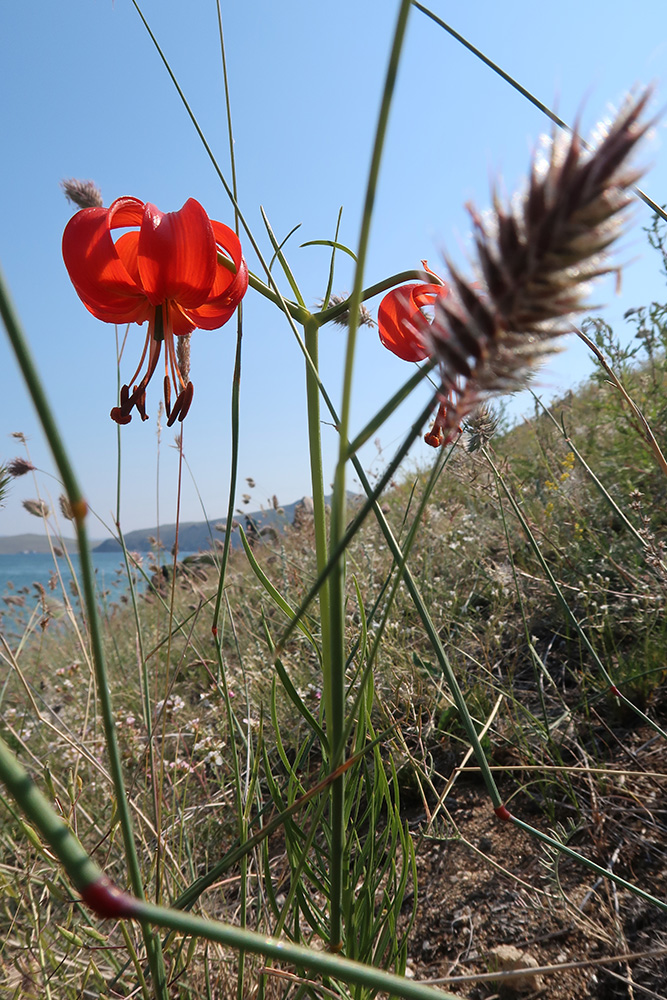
[509,814,667,912]
[574,326,667,479]
[532,390,648,549]
[329,0,430,951]
[304,318,333,714]
[0,262,168,999]
[211,310,244,634]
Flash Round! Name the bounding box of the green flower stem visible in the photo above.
[314,269,445,326]
[211,312,244,635]
[302,314,339,955]
[323,0,413,953]
[0,263,168,1000]
[245,268,442,327]
[304,318,332,713]
[275,393,440,660]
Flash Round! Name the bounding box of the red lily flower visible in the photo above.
[377,262,448,363]
[63,196,248,425]
[377,263,458,447]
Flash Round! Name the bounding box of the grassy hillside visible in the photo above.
[2,309,667,997]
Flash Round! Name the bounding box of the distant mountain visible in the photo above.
[0,534,99,555]
[0,493,352,557]
[92,498,310,554]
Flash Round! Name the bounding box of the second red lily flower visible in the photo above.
[377,264,456,447]
[62,196,248,425]
[377,263,448,363]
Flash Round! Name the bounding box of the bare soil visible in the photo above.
[401,724,667,999]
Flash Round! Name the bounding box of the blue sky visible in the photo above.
[1,1,666,538]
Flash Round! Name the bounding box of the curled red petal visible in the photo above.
[137,199,216,309]
[114,232,141,286]
[167,301,196,337]
[185,220,249,329]
[211,220,244,260]
[107,196,146,228]
[378,283,448,362]
[62,198,151,323]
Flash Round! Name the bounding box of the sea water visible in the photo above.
[0,550,196,638]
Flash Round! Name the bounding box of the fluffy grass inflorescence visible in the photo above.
[6,458,35,477]
[423,92,652,445]
[60,178,104,210]
[319,293,376,328]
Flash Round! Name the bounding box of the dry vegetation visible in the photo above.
[2,287,667,997]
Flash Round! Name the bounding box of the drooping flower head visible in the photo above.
[63,196,248,425]
[377,263,454,443]
[377,262,448,362]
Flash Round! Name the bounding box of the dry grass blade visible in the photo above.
[424,91,653,445]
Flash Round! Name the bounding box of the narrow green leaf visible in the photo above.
[240,527,321,659]
[300,239,358,262]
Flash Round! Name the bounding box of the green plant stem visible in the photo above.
[302,314,341,955]
[211,309,244,634]
[275,393,440,659]
[324,0,413,953]
[509,814,667,911]
[314,269,445,326]
[209,52,252,991]
[0,734,101,892]
[347,359,437,457]
[304,318,333,718]
[136,896,461,1000]
[0,263,168,1000]
[574,325,667,479]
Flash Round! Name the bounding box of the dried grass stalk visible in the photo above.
[424,92,652,446]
